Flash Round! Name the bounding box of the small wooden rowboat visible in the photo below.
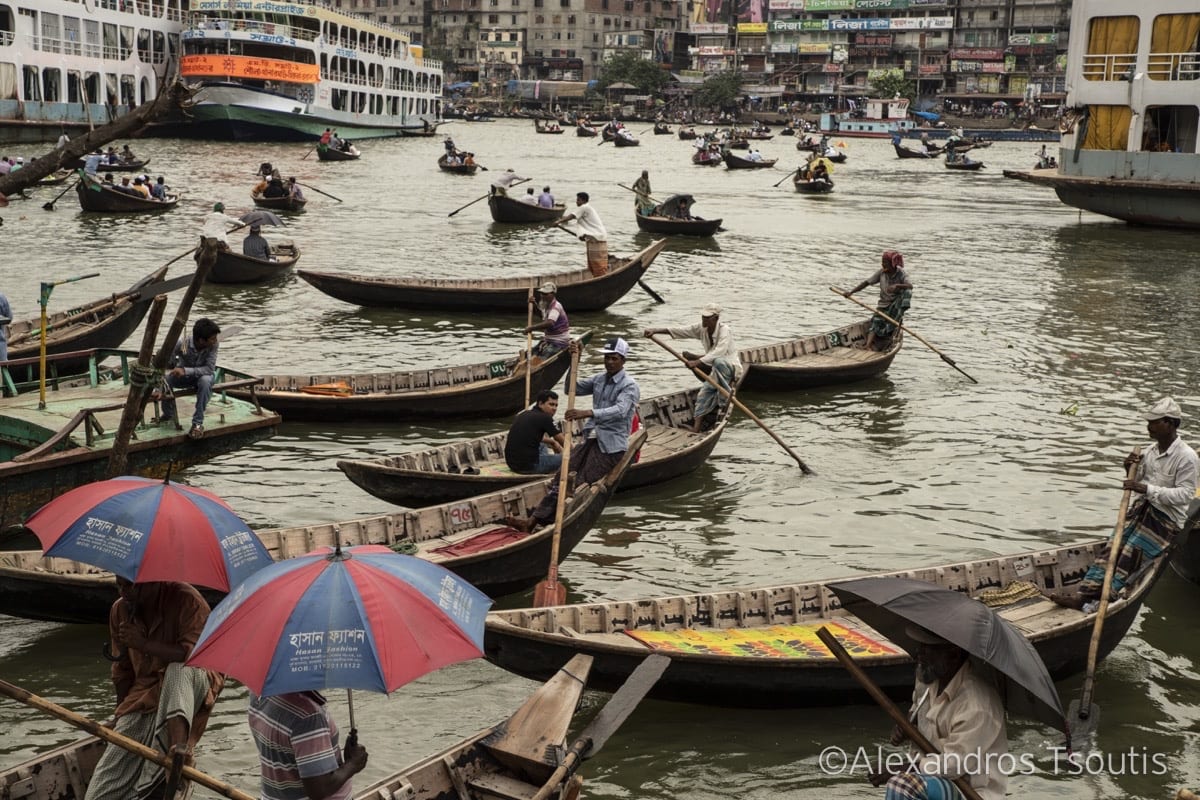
[488,193,566,224]
[723,150,778,170]
[945,158,985,171]
[612,134,640,147]
[534,119,565,134]
[576,123,598,137]
[34,169,73,186]
[484,539,1167,706]
[653,123,673,135]
[69,156,151,173]
[337,383,738,507]
[0,431,645,619]
[692,150,723,167]
[677,128,697,140]
[250,190,307,211]
[738,319,901,390]
[316,144,361,161]
[438,153,479,174]
[227,332,591,422]
[634,195,722,237]
[207,243,301,285]
[75,173,178,213]
[893,142,934,159]
[793,175,834,194]
[298,239,667,312]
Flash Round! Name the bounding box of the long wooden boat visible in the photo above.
[893,142,933,159]
[68,157,151,173]
[316,144,361,161]
[34,169,73,186]
[533,119,565,134]
[612,134,640,147]
[793,175,834,194]
[0,431,645,620]
[207,243,301,285]
[723,151,778,170]
[634,207,722,237]
[484,539,1166,706]
[297,238,668,312]
[336,383,738,507]
[692,150,722,167]
[0,737,194,800]
[0,349,279,531]
[576,123,598,137]
[6,266,168,371]
[488,193,566,224]
[226,332,591,422]
[653,123,673,135]
[438,153,479,174]
[678,128,697,140]
[738,319,901,390]
[945,159,985,171]
[75,173,178,213]
[250,190,307,211]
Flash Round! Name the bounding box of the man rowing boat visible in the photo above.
[644,303,741,432]
[846,250,912,351]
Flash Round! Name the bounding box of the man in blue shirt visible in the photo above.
[506,337,639,532]
[538,186,555,208]
[158,318,221,439]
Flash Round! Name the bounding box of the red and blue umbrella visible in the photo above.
[24,475,272,591]
[186,544,491,698]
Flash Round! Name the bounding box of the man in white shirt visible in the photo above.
[559,192,608,275]
[490,169,526,197]
[645,303,741,432]
[519,187,539,205]
[200,202,244,251]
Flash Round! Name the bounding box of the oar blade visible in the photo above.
[532,576,567,607]
[1067,698,1099,752]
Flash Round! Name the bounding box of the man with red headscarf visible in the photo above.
[847,250,913,351]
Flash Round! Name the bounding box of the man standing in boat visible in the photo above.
[644,303,741,432]
[632,170,654,215]
[846,251,912,351]
[505,389,565,476]
[490,168,527,197]
[559,192,608,276]
[526,281,570,357]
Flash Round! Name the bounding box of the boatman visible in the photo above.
[632,170,654,215]
[526,281,570,357]
[559,192,608,276]
[645,303,741,432]
[505,389,565,475]
[490,168,527,197]
[200,202,243,252]
[1049,397,1199,610]
[846,250,912,351]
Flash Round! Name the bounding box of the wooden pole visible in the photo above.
[647,334,814,474]
[814,627,985,800]
[0,678,256,800]
[524,288,535,408]
[533,348,579,607]
[105,295,168,478]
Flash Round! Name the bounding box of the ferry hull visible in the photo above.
[1004,169,1200,230]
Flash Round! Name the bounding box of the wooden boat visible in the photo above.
[0,349,278,531]
[0,737,195,800]
[488,193,566,224]
[207,243,301,285]
[692,150,723,167]
[677,128,697,140]
[297,238,667,312]
[69,156,151,173]
[0,431,645,619]
[893,142,933,159]
[725,137,749,150]
[738,319,901,390]
[533,119,564,134]
[576,123,598,137]
[745,130,774,140]
[316,144,361,161]
[653,123,673,135]
[437,153,479,174]
[226,332,590,422]
[945,158,985,171]
[6,266,168,371]
[793,175,834,194]
[75,173,178,213]
[336,383,739,507]
[1173,500,1200,585]
[250,190,307,211]
[634,195,722,237]
[723,150,778,170]
[612,134,640,147]
[34,169,73,186]
[484,539,1167,706]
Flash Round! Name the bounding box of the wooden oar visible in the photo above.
[772,167,799,188]
[1068,448,1141,750]
[301,144,317,160]
[814,629,985,800]
[532,347,578,607]
[42,177,79,211]
[295,181,343,203]
[616,182,664,206]
[647,334,813,474]
[831,286,979,384]
[524,287,535,407]
[0,678,256,800]
[550,223,664,305]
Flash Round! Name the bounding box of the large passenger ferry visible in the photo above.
[1004,0,1200,229]
[179,0,442,141]
[0,0,183,144]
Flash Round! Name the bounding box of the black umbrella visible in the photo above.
[828,577,1067,737]
[238,209,285,227]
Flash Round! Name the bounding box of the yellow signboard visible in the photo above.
[737,22,769,33]
[181,54,320,84]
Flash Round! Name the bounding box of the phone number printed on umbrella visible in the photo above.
[438,575,479,618]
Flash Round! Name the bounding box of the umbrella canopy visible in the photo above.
[827,577,1067,736]
[992,100,1009,107]
[239,209,285,227]
[25,476,273,591]
[187,545,490,696]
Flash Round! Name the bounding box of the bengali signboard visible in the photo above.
[180,54,320,84]
[767,0,806,8]
[855,33,893,46]
[888,16,953,29]
[768,19,825,31]
[804,0,854,10]
[691,23,729,34]
[770,42,797,52]
[949,48,1004,60]
[737,22,769,33]
[855,0,907,8]
[1009,32,1058,45]
[797,42,834,53]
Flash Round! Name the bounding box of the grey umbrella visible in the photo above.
[238,209,285,227]
[827,577,1067,738]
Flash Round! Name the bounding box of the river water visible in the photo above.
[1,121,1199,798]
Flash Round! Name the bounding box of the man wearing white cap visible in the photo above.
[645,303,741,432]
[1051,397,1198,609]
[525,282,570,356]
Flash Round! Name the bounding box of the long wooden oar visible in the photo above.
[523,287,535,407]
[648,334,813,474]
[814,629,985,800]
[448,178,530,217]
[296,181,343,203]
[616,182,664,206]
[42,178,79,211]
[0,678,256,800]
[1068,448,1141,750]
[301,144,317,160]
[550,223,665,304]
[533,347,579,607]
[772,167,799,188]
[831,286,978,384]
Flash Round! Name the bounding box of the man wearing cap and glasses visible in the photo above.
[525,282,570,357]
[645,303,741,432]
[1049,397,1198,610]
[506,337,639,533]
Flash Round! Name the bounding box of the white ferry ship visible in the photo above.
[818,97,917,139]
[1005,0,1200,229]
[179,0,443,141]
[0,0,183,144]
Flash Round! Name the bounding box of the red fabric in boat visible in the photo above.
[429,526,529,556]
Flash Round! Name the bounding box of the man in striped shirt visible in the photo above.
[249,691,368,800]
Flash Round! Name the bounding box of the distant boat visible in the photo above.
[817,97,917,139]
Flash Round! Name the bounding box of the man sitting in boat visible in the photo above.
[150,176,169,200]
[243,223,272,260]
[159,317,222,440]
[505,389,565,475]
[811,159,832,184]
[320,128,332,147]
[130,176,152,199]
[846,250,912,351]
[113,176,140,197]
[520,187,539,205]
[287,177,305,203]
[747,149,764,162]
[526,281,570,357]
[120,144,136,163]
[538,186,556,208]
[263,177,288,198]
[645,303,741,432]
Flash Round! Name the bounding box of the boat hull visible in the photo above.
[634,212,722,237]
[488,194,566,224]
[76,180,178,213]
[208,247,300,285]
[1004,169,1200,229]
[251,193,307,211]
[316,146,361,161]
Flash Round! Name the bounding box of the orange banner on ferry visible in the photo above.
[181,55,319,84]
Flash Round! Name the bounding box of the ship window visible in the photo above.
[22,65,40,101]
[1082,16,1138,81]
[1080,104,1132,150]
[153,30,165,63]
[41,12,61,54]
[137,28,151,63]
[103,23,118,59]
[1148,14,1200,81]
[42,67,61,101]
[0,5,12,47]
[1142,105,1198,153]
[120,25,133,59]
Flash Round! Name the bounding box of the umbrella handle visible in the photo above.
[101,640,124,662]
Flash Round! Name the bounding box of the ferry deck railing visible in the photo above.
[1146,51,1200,81]
[1081,52,1137,81]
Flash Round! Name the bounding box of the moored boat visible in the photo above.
[723,150,778,170]
[438,153,479,174]
[75,172,178,213]
[250,190,307,211]
[226,332,590,422]
[297,238,667,312]
[336,383,739,507]
[817,96,917,139]
[207,243,301,285]
[738,319,901,390]
[488,193,566,224]
[893,142,934,159]
[484,539,1165,706]
[634,195,722,237]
